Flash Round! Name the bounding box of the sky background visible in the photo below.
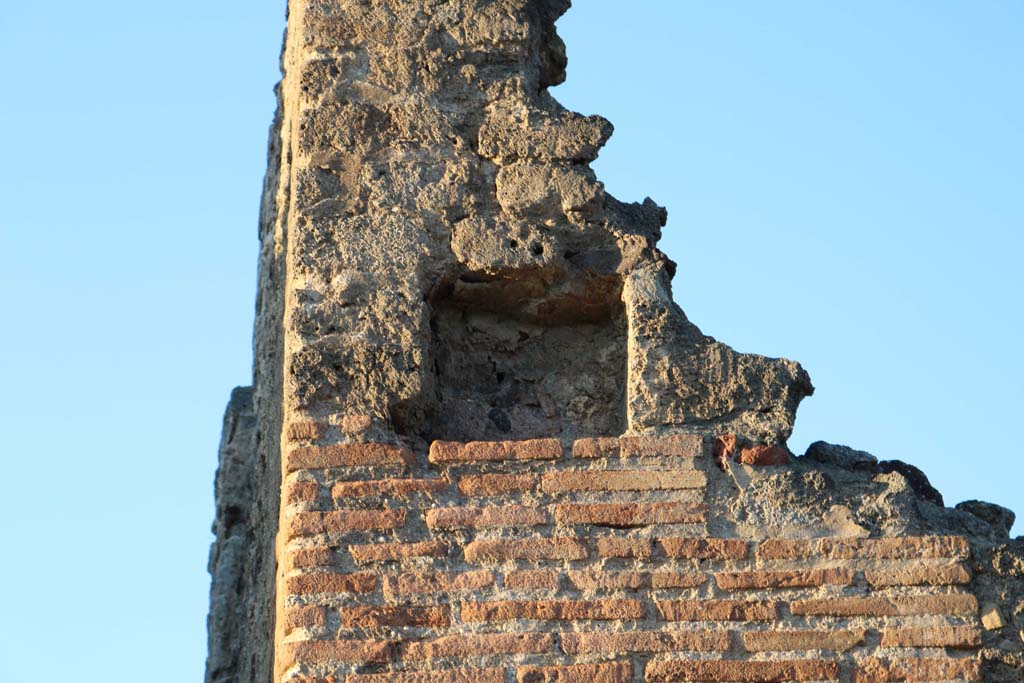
[0,2,1021,682]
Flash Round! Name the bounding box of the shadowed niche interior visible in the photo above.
[394,272,627,443]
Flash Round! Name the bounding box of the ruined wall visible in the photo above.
[271,429,1023,683]
[207,1,1023,682]
[277,0,810,447]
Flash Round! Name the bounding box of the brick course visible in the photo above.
[458,473,538,496]
[791,594,978,617]
[742,629,866,652]
[429,439,561,464]
[656,600,779,621]
[332,478,448,499]
[646,659,840,682]
[560,630,730,654]
[715,568,854,590]
[517,662,631,683]
[554,502,706,526]
[287,509,406,539]
[350,540,448,564]
[275,437,986,683]
[347,670,504,683]
[287,443,415,472]
[853,658,981,683]
[464,537,588,563]
[426,505,548,529]
[541,469,706,492]
[461,599,644,622]
[401,633,553,660]
[382,570,494,598]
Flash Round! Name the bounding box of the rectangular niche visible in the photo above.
[418,282,627,443]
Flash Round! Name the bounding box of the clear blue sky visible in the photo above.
[0,2,1020,682]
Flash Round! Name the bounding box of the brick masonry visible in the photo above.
[276,433,983,682]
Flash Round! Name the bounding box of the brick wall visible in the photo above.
[276,429,982,683]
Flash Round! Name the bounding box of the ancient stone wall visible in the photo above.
[206,1,1023,682]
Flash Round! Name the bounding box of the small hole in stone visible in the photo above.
[508,239,518,248]
[530,242,544,255]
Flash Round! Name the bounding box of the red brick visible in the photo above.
[736,444,789,466]
[572,437,621,458]
[332,478,447,499]
[285,571,377,595]
[280,639,394,668]
[567,570,648,590]
[458,473,538,496]
[464,537,588,563]
[287,421,328,441]
[880,625,981,649]
[428,439,562,464]
[620,434,705,458]
[715,568,854,590]
[564,569,704,591]
[554,502,706,526]
[561,630,729,654]
[350,540,448,564]
[650,572,707,589]
[743,629,866,652]
[382,570,494,598]
[340,605,450,629]
[758,536,970,561]
[283,605,328,632]
[287,509,406,539]
[864,563,971,587]
[656,599,778,621]
[426,505,547,530]
[287,443,415,473]
[791,594,978,617]
[346,670,504,683]
[596,537,653,558]
[541,469,706,493]
[288,546,334,570]
[755,539,815,560]
[286,480,320,505]
[517,662,631,683]
[402,632,553,660]
[462,599,643,622]
[646,659,839,682]
[659,537,749,560]
[853,658,981,683]
[505,570,560,590]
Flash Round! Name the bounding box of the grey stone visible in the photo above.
[958,500,1017,539]
[802,441,878,470]
[877,459,945,507]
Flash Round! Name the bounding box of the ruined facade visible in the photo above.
[206,2,1024,682]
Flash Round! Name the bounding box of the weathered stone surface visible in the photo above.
[958,500,1017,538]
[269,0,813,448]
[802,441,878,470]
[876,459,944,506]
[206,387,258,683]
